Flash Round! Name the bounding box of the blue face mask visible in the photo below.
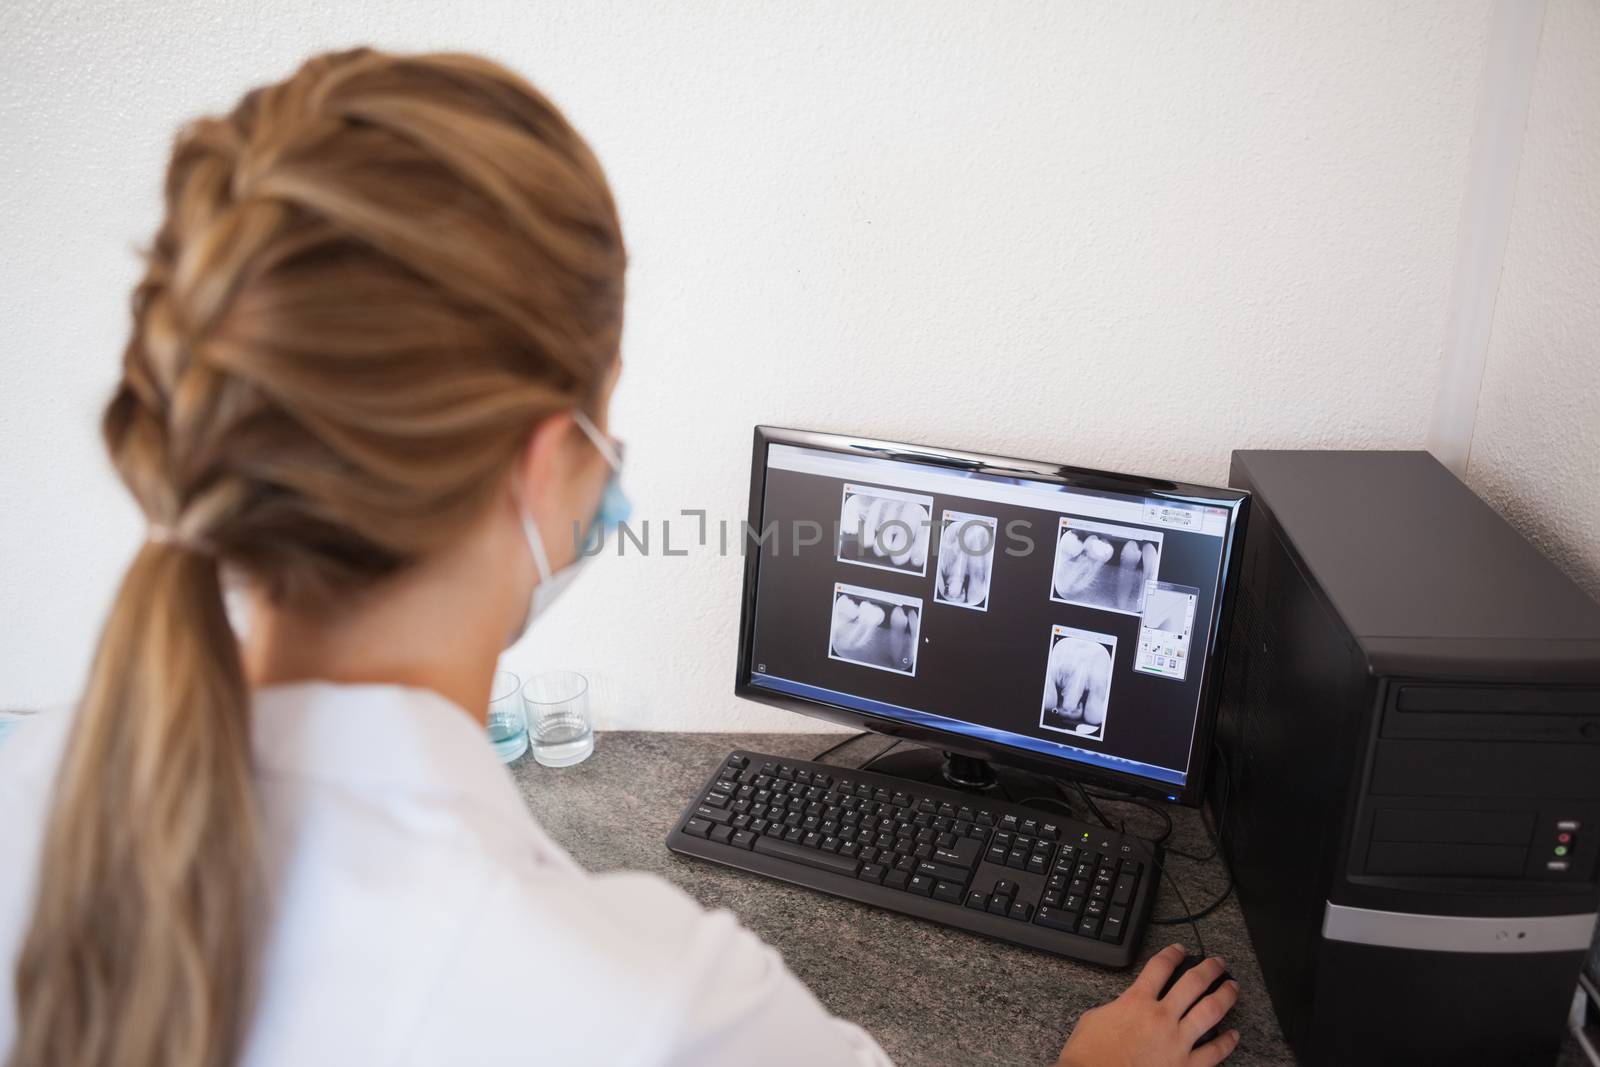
[510,410,630,642]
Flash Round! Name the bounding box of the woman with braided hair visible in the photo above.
[0,48,1237,1067]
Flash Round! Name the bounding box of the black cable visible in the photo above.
[1146,850,1208,957]
[1075,786,1175,847]
[812,731,870,763]
[1151,877,1233,927]
[859,738,903,771]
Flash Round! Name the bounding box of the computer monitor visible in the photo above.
[734,426,1250,806]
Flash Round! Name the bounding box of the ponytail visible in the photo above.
[9,541,257,1067]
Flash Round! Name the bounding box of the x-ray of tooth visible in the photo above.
[1049,517,1162,616]
[1039,626,1117,742]
[837,483,933,577]
[828,583,923,676]
[934,510,997,611]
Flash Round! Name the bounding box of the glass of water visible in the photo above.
[522,670,593,768]
[486,669,529,763]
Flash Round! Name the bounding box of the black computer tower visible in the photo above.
[1214,450,1600,1066]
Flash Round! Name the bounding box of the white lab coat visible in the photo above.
[0,682,892,1066]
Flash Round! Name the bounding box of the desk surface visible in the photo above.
[512,730,1272,1066]
[512,731,1587,1067]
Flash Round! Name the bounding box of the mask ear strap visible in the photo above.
[572,410,624,471]
[522,511,554,583]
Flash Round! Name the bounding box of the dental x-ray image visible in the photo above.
[828,583,922,676]
[1049,517,1162,616]
[1039,625,1116,742]
[933,510,997,611]
[838,483,932,577]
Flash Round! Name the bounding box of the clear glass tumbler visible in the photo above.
[522,670,593,768]
[486,669,529,763]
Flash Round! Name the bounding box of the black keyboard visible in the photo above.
[666,749,1162,969]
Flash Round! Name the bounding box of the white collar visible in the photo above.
[251,681,530,829]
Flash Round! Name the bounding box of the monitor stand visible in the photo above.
[865,741,1055,804]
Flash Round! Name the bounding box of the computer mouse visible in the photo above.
[1158,953,1236,1047]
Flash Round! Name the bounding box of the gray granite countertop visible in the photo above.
[511,731,1278,1066]
[511,731,1589,1067]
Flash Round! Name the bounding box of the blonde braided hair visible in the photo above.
[9,48,624,1067]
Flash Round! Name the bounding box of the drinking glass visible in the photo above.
[522,670,593,768]
[486,669,528,763]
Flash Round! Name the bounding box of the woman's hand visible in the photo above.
[1055,945,1240,1067]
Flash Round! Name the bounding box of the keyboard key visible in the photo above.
[906,873,936,897]
[858,863,886,884]
[1077,914,1102,938]
[730,830,757,850]
[1101,906,1127,943]
[965,890,987,910]
[993,879,1018,899]
[802,832,822,849]
[754,835,862,877]
[1020,818,1040,835]
[684,817,713,837]
[1006,849,1028,870]
[695,805,733,824]
[1034,904,1077,932]
[710,825,734,844]
[1039,822,1061,840]
[932,837,982,868]
[1112,874,1137,906]
[1008,900,1034,922]
[987,894,1010,916]
[1026,855,1048,875]
[916,860,971,884]
[933,880,964,904]
[1062,893,1084,912]
[885,869,911,890]
[986,845,1009,864]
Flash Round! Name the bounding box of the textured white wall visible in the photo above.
[1463,0,1600,602]
[1,2,1496,726]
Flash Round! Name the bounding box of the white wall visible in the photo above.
[1462,0,1600,603]
[1,1,1569,730]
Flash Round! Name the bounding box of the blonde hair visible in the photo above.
[9,49,624,1067]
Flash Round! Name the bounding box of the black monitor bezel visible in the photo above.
[733,425,1250,807]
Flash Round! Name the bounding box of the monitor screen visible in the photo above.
[737,429,1247,801]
